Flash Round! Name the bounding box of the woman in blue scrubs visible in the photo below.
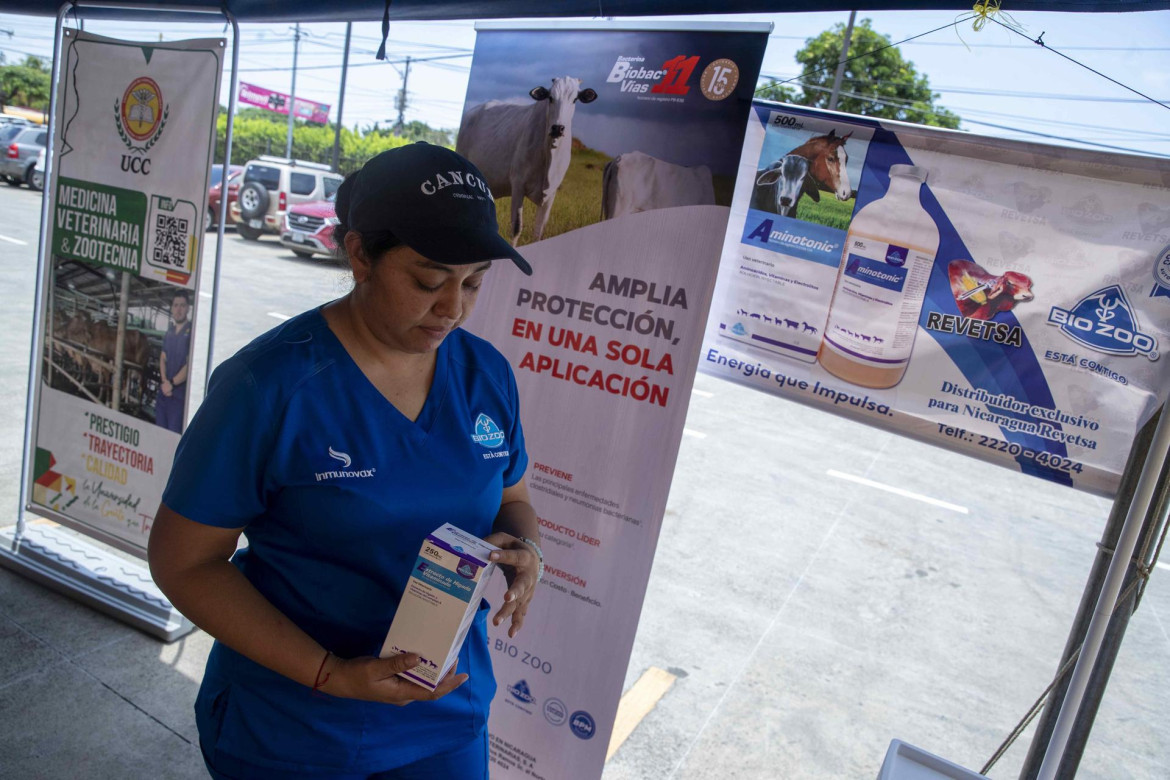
[148,144,543,779]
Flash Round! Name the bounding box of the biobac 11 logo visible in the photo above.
[607,55,740,101]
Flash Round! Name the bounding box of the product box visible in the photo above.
[379,523,499,690]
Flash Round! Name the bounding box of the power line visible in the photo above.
[960,117,1170,157]
[760,72,1169,105]
[768,31,1170,52]
[989,18,1170,113]
[237,51,470,74]
[763,15,978,90]
[788,80,1170,157]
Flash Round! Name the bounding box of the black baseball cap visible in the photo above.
[347,142,532,275]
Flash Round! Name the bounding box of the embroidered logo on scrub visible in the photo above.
[471,413,506,449]
[314,446,376,482]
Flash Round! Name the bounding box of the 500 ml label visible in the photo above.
[771,114,804,130]
[494,640,553,675]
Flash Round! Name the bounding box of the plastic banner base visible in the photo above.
[0,523,193,642]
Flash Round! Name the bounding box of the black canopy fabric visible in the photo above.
[5,0,1169,21]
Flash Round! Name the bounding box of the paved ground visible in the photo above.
[0,183,1167,779]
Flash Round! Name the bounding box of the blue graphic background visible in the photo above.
[853,125,1071,486]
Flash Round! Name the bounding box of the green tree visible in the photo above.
[0,55,52,111]
[213,109,452,175]
[758,19,960,129]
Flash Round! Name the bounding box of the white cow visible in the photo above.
[600,151,716,220]
[457,77,597,244]
[751,154,810,218]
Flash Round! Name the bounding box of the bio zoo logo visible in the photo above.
[607,55,739,100]
[114,76,168,176]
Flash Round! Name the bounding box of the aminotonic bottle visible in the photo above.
[819,164,940,388]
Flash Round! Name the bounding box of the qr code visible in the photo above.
[152,214,190,267]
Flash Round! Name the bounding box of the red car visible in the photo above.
[206,164,244,231]
[280,195,338,259]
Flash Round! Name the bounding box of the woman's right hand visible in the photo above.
[322,653,469,705]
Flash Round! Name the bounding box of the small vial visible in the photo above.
[819,164,940,388]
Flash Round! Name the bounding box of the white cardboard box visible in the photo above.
[379,523,498,690]
[877,739,989,780]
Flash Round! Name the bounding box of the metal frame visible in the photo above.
[1036,403,1170,778]
[1,0,239,642]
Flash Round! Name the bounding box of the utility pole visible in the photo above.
[828,10,857,112]
[394,56,411,134]
[286,23,302,159]
[331,22,352,172]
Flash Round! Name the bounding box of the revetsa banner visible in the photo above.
[702,101,1170,496]
[28,30,222,555]
[457,22,767,779]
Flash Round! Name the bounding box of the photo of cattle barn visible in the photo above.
[43,257,188,426]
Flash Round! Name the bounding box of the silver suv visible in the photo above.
[229,156,343,241]
[1,125,47,188]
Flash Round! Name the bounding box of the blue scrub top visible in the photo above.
[162,307,527,774]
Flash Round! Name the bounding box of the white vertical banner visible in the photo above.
[28,30,223,555]
[458,22,768,779]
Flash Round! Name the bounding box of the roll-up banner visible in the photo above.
[458,22,767,779]
[27,30,223,556]
[702,101,1170,497]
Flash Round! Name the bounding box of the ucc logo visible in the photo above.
[115,76,168,176]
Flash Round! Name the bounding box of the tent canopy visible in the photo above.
[5,0,1170,21]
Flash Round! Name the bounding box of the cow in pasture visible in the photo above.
[599,151,716,220]
[751,154,810,217]
[457,77,598,244]
[786,129,853,204]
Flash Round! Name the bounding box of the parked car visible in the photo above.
[206,163,244,231]
[279,194,339,260]
[0,126,48,187]
[30,148,45,192]
[228,156,343,241]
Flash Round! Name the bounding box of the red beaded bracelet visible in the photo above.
[312,650,332,695]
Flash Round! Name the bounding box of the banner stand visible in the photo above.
[2,0,240,643]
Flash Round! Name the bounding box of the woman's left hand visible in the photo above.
[482,532,540,638]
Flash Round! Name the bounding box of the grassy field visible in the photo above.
[795,192,857,231]
[493,143,743,246]
[493,142,612,246]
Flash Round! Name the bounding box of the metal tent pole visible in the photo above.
[1019,408,1169,778]
[331,22,352,173]
[15,1,70,546]
[1036,403,1170,779]
[206,10,239,384]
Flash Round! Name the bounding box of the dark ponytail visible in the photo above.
[332,169,402,266]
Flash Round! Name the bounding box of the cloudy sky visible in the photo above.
[1,8,1167,159]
